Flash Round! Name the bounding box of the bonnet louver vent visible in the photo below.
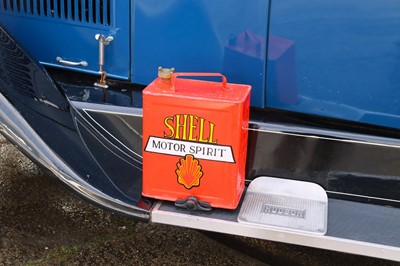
[0,28,37,99]
[0,0,112,26]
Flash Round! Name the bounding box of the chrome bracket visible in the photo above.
[94,71,109,89]
[94,34,113,88]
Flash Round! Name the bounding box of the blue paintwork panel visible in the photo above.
[0,0,130,79]
[267,0,400,129]
[2,1,400,130]
[132,0,270,107]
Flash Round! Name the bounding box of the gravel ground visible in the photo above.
[0,134,396,265]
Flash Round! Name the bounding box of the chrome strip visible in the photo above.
[327,191,400,204]
[71,101,143,116]
[250,122,400,148]
[151,202,400,261]
[0,94,149,220]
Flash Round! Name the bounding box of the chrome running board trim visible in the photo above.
[151,199,400,261]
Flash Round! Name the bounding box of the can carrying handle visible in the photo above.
[171,73,228,90]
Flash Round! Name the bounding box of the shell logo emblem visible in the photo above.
[175,154,203,189]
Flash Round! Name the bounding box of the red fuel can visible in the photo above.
[142,71,251,209]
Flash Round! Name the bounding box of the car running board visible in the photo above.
[151,176,400,262]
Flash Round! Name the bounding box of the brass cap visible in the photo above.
[158,66,175,79]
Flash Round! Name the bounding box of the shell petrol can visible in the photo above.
[142,70,251,209]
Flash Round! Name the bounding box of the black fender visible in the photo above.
[0,26,150,220]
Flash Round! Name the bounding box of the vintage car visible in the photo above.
[0,0,399,261]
